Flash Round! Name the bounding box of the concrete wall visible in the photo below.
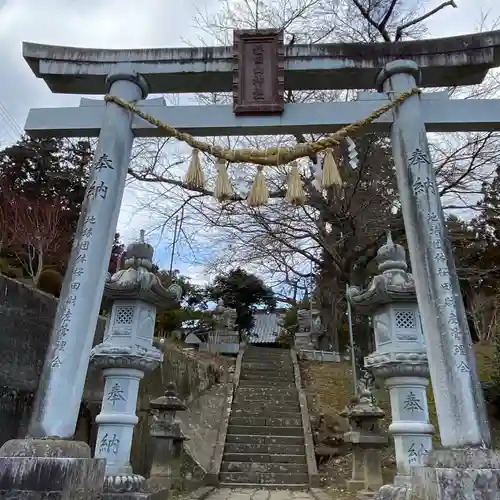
[0,274,106,446]
[132,344,231,477]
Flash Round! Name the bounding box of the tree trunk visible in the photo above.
[34,249,44,285]
[316,252,344,353]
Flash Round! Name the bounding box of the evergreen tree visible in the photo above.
[0,136,92,231]
[155,270,209,336]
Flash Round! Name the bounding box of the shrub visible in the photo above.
[482,335,500,419]
[36,268,64,297]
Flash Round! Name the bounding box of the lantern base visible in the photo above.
[101,473,156,500]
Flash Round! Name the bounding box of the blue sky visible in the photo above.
[1,0,500,286]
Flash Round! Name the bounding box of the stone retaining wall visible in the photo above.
[0,274,106,446]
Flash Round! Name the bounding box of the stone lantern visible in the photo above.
[90,230,182,498]
[147,382,188,491]
[340,389,387,499]
[348,233,434,487]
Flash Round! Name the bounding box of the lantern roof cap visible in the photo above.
[150,382,187,412]
[348,232,416,314]
[103,230,182,307]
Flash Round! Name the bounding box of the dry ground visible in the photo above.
[299,343,499,498]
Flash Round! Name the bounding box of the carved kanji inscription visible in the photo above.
[233,29,284,115]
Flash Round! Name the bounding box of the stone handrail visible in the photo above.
[290,347,320,488]
[206,345,245,486]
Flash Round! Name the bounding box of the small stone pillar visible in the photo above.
[295,308,318,349]
[341,389,387,499]
[211,299,239,347]
[147,382,188,492]
[90,231,182,499]
[348,234,434,487]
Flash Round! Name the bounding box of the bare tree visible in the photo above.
[8,194,69,283]
[470,292,500,344]
[129,0,498,350]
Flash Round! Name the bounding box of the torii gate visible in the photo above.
[22,30,500,492]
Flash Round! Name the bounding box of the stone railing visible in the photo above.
[290,347,320,488]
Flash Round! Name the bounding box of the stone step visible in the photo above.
[242,362,293,368]
[229,416,302,427]
[241,372,295,380]
[242,366,293,372]
[242,367,292,373]
[221,462,308,474]
[230,408,302,419]
[240,374,294,382]
[237,385,298,398]
[228,425,303,437]
[238,380,296,389]
[219,483,308,490]
[244,349,289,356]
[237,384,297,391]
[243,354,291,359]
[224,443,305,455]
[241,363,294,371]
[236,387,297,397]
[243,354,291,361]
[241,368,294,375]
[231,403,301,413]
[225,434,304,445]
[234,395,298,404]
[219,472,309,485]
[223,453,306,464]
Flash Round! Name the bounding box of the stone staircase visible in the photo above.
[220,346,309,488]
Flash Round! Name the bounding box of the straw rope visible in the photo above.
[104,88,420,166]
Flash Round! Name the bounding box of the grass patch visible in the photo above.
[300,343,499,490]
[301,344,498,435]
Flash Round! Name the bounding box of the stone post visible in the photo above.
[210,300,239,350]
[376,59,490,450]
[146,382,188,492]
[28,70,149,440]
[90,231,182,499]
[376,60,500,499]
[340,389,387,499]
[295,309,313,351]
[348,234,434,488]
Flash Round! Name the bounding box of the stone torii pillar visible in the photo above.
[0,68,148,500]
[377,60,500,499]
[28,70,149,441]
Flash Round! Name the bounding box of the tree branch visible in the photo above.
[395,0,457,41]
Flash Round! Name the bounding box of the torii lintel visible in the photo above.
[23,29,500,95]
[24,93,500,138]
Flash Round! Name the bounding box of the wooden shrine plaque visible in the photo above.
[233,29,285,115]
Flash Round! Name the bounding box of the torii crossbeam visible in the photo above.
[23,31,500,137]
[25,93,500,137]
